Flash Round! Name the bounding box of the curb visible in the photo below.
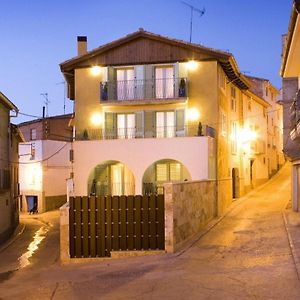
[0,223,26,253]
[282,210,300,282]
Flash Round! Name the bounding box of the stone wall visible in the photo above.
[164,180,216,253]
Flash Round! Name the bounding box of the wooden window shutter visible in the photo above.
[107,67,116,100]
[144,111,155,138]
[175,109,185,136]
[135,111,144,138]
[105,112,117,139]
[144,65,154,99]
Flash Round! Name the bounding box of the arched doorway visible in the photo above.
[87,160,135,196]
[142,159,191,195]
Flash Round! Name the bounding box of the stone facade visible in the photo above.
[164,180,216,253]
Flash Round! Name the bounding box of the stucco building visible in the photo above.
[0,92,22,244]
[281,0,300,211]
[18,114,73,213]
[60,29,282,215]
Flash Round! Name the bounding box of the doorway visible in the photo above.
[26,196,38,214]
[250,159,254,188]
[232,168,240,199]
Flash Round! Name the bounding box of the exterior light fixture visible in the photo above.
[187,60,198,71]
[90,112,102,126]
[188,108,200,121]
[90,66,102,76]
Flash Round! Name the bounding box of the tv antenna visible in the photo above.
[40,92,50,117]
[56,81,66,114]
[181,1,205,43]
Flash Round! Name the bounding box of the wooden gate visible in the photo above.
[69,195,165,258]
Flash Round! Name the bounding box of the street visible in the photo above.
[0,164,300,299]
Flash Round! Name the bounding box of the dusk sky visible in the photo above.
[0,0,292,123]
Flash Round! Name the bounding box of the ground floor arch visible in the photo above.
[142,159,191,195]
[87,160,135,196]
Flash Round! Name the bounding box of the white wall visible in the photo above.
[73,137,214,195]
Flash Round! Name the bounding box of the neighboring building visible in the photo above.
[18,114,73,213]
[281,0,300,211]
[60,29,280,215]
[0,92,22,245]
[242,90,270,192]
[246,76,285,177]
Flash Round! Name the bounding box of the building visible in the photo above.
[281,0,300,211]
[0,92,22,244]
[18,114,73,213]
[246,76,285,177]
[60,29,279,215]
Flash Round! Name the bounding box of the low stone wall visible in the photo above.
[164,180,216,253]
[60,202,70,263]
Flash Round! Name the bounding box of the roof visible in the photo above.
[245,75,279,97]
[18,113,73,127]
[60,29,250,97]
[0,92,18,111]
[245,90,270,108]
[280,0,300,76]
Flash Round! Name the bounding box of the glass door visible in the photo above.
[155,67,174,99]
[117,68,135,100]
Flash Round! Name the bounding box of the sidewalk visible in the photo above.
[283,205,300,281]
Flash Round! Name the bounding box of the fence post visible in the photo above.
[164,183,174,253]
[60,202,70,263]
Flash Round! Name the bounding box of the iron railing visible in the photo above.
[290,89,300,140]
[100,77,188,101]
[77,124,216,141]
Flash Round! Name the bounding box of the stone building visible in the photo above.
[0,92,22,244]
[60,29,282,215]
[18,114,73,213]
[280,0,300,211]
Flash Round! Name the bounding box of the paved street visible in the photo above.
[1,164,300,300]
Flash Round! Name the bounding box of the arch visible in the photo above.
[142,158,191,195]
[87,160,135,196]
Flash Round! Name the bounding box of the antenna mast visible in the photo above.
[41,92,50,117]
[181,1,205,43]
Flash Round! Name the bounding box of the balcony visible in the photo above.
[77,124,215,141]
[100,77,188,104]
[290,89,300,141]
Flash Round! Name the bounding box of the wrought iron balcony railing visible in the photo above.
[290,89,300,141]
[100,77,188,102]
[77,124,215,141]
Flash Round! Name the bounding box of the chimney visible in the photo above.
[77,36,87,56]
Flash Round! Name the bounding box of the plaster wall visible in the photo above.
[73,137,215,196]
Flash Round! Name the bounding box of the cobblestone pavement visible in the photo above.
[0,164,300,300]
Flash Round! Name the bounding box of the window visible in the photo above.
[30,128,37,141]
[220,111,227,137]
[231,87,237,112]
[231,121,238,154]
[0,169,10,190]
[31,142,36,160]
[116,68,135,100]
[219,70,226,90]
[117,114,136,139]
[156,111,175,138]
[156,162,181,182]
[155,66,174,99]
[263,108,266,118]
[265,86,268,97]
[248,99,251,111]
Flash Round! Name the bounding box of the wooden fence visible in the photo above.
[69,195,165,258]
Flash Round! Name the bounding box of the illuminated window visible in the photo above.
[220,111,227,137]
[231,121,238,154]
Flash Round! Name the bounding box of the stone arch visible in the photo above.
[142,158,191,195]
[87,160,135,196]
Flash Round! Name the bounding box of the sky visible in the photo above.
[0,0,293,123]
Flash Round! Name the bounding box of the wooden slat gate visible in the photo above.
[69,195,165,258]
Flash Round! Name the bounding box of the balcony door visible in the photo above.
[156,111,175,138]
[117,68,135,100]
[155,67,174,99]
[117,113,136,139]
